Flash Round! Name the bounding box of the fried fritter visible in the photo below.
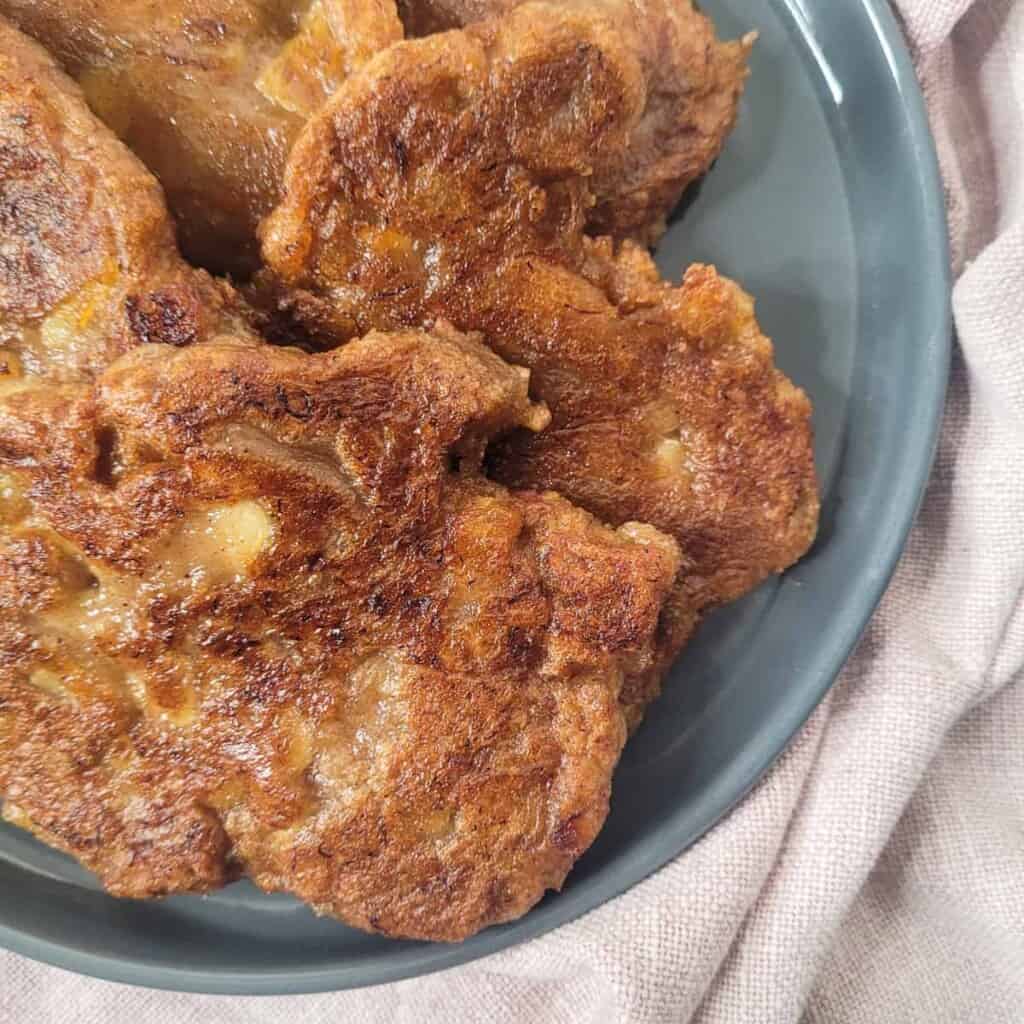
[397,0,753,245]
[261,4,818,721]
[0,0,402,276]
[0,20,681,938]
[0,329,679,940]
[3,0,746,273]
[0,19,256,383]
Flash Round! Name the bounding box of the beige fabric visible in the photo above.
[1,2,1022,1020]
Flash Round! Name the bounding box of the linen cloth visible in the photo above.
[2,2,1022,1021]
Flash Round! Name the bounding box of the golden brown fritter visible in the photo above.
[0,329,679,941]
[3,0,746,273]
[0,0,402,276]
[0,19,256,383]
[261,5,819,721]
[397,0,753,245]
[0,21,681,937]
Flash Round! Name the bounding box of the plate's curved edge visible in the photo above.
[558,0,953,935]
[0,0,953,996]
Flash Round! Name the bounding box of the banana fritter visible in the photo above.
[0,329,679,941]
[261,5,819,721]
[0,0,402,276]
[397,0,753,245]
[2,0,748,274]
[0,20,682,940]
[0,20,256,383]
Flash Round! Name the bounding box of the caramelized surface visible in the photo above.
[2,0,747,273]
[262,5,818,721]
[397,0,753,244]
[0,23,682,939]
[0,331,678,940]
[0,1,402,276]
[0,20,257,383]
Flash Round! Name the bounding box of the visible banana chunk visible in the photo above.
[653,436,685,476]
[205,501,277,575]
[1,803,34,830]
[39,273,117,374]
[126,672,198,727]
[28,667,69,699]
[164,501,277,583]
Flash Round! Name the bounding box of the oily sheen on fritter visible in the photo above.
[0,20,683,940]
[0,331,679,941]
[397,0,753,245]
[0,0,402,276]
[262,4,819,720]
[0,20,257,383]
[2,0,749,275]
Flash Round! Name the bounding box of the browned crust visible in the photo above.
[0,17,256,382]
[0,1,402,276]
[395,0,752,244]
[262,5,818,722]
[0,328,679,940]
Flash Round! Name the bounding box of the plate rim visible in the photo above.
[0,0,952,995]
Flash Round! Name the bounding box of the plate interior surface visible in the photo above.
[0,0,950,993]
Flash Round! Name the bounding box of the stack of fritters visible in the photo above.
[0,0,404,275]
[0,0,748,271]
[261,5,817,719]
[0,0,817,941]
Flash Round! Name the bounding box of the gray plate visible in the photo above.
[0,0,950,994]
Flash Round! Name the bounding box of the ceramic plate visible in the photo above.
[0,0,950,993]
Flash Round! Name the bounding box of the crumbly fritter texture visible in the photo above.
[0,1,402,276]
[0,328,680,941]
[396,0,753,245]
[261,4,818,723]
[0,19,256,382]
